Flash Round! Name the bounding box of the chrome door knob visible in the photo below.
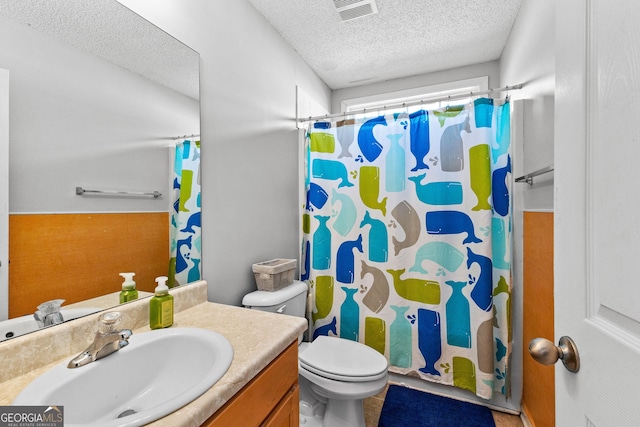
[528,336,580,373]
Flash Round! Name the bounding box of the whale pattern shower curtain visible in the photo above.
[301,98,512,399]
[170,139,202,287]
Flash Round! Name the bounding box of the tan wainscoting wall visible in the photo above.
[522,211,555,427]
[9,212,169,318]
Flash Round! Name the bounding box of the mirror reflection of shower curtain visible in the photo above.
[169,140,202,287]
[301,98,512,400]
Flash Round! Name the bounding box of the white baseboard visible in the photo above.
[520,408,533,427]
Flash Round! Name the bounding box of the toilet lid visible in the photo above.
[299,336,388,382]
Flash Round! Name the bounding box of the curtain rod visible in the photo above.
[297,83,524,123]
[172,133,200,140]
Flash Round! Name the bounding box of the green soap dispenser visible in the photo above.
[119,272,139,303]
[150,276,174,329]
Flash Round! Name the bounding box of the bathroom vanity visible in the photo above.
[201,342,299,426]
[0,281,307,427]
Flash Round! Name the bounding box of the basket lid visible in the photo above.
[242,280,307,307]
[252,258,297,274]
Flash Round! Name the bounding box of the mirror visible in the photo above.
[0,0,200,339]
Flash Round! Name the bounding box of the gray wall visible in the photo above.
[500,0,555,210]
[332,60,500,113]
[502,0,555,414]
[119,0,332,305]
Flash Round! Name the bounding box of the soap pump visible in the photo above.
[119,272,139,303]
[149,276,173,329]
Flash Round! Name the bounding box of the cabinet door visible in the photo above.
[261,385,299,427]
[201,342,298,427]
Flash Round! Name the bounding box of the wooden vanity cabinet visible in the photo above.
[201,341,299,427]
[261,384,299,427]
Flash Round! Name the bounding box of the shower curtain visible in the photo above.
[169,139,202,287]
[301,98,512,399]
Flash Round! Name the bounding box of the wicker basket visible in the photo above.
[252,259,296,291]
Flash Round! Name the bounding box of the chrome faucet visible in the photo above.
[67,311,132,369]
[34,299,65,328]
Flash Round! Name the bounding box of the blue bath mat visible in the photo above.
[378,385,496,427]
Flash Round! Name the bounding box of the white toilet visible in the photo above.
[242,280,388,427]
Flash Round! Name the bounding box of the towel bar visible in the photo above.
[75,187,161,198]
[515,165,554,185]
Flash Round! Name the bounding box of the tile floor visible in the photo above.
[363,383,524,427]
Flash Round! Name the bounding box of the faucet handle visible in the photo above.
[34,310,45,327]
[98,312,122,334]
[118,329,133,349]
[34,299,66,327]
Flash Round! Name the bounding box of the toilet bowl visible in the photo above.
[242,281,389,427]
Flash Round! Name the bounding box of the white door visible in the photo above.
[555,0,640,425]
[0,68,8,321]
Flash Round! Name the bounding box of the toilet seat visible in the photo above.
[299,336,388,382]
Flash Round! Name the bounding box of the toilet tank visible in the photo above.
[242,280,308,318]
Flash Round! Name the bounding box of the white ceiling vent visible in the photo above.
[332,0,378,22]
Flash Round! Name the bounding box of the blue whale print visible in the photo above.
[180,211,201,233]
[492,155,511,217]
[331,189,357,236]
[466,247,493,312]
[426,210,483,244]
[176,234,192,274]
[409,110,430,171]
[409,174,463,206]
[312,216,332,270]
[340,287,360,341]
[492,217,510,270]
[409,241,465,274]
[474,97,494,128]
[301,239,310,281]
[312,158,354,188]
[313,316,337,340]
[357,116,386,162]
[314,122,331,130]
[493,103,510,163]
[188,259,201,283]
[306,182,329,211]
[360,211,388,262]
[417,308,442,376]
[336,235,363,283]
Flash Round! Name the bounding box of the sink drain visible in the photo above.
[117,409,137,418]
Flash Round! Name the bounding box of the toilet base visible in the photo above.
[299,399,324,427]
[299,397,366,427]
[323,398,365,427]
[298,374,371,427]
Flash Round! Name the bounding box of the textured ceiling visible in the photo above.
[0,0,199,100]
[248,0,523,89]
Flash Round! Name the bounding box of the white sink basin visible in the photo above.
[0,308,101,341]
[14,327,234,427]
